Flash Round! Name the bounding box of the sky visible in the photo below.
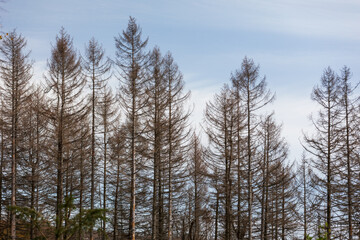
[1,0,360,162]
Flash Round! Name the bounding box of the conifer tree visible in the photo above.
[163,51,191,240]
[82,38,111,240]
[115,16,149,239]
[231,57,274,239]
[0,30,32,240]
[205,85,238,239]
[44,28,87,240]
[303,67,342,239]
[97,86,118,239]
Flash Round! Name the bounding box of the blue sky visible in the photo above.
[1,0,360,162]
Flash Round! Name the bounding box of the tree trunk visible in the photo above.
[303,160,307,240]
[90,72,96,240]
[103,119,108,240]
[0,110,4,224]
[130,93,136,240]
[79,133,84,240]
[327,97,331,240]
[10,68,19,240]
[247,88,253,240]
[215,189,219,240]
[55,77,65,240]
[344,80,353,240]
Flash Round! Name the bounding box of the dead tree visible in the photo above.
[82,37,111,240]
[44,28,86,240]
[163,51,191,240]
[338,66,359,240]
[231,57,274,240]
[0,30,32,240]
[97,86,118,239]
[205,85,237,239]
[115,16,149,240]
[303,67,342,239]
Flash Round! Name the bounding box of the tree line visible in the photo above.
[0,17,359,240]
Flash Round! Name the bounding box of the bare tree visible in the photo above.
[97,86,118,239]
[296,153,317,240]
[231,57,274,239]
[257,114,289,240]
[205,85,238,239]
[143,47,167,240]
[163,51,191,240]
[44,28,87,240]
[187,132,212,240]
[16,86,50,239]
[337,66,359,240]
[303,67,342,239]
[82,37,111,240]
[77,117,91,240]
[108,121,128,240]
[0,30,32,240]
[115,16,149,240]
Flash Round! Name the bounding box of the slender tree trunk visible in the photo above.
[236,97,242,240]
[344,84,353,240]
[264,175,269,240]
[303,166,307,240]
[152,149,158,240]
[130,90,136,240]
[79,134,84,240]
[64,156,70,240]
[30,165,36,239]
[237,162,242,240]
[90,71,96,240]
[56,125,64,240]
[152,87,160,240]
[260,131,266,240]
[103,120,108,240]
[247,88,253,240]
[194,138,199,240]
[158,160,163,240]
[114,155,121,240]
[214,190,219,240]
[157,101,164,240]
[264,130,270,240]
[271,198,274,239]
[224,111,231,240]
[56,77,65,240]
[317,215,321,239]
[32,106,41,239]
[10,69,19,240]
[281,168,285,240]
[275,187,279,240]
[237,146,242,239]
[0,111,4,223]
[167,73,173,240]
[327,98,331,240]
[167,165,173,240]
[181,218,185,240]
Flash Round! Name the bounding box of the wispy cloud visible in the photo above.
[164,0,360,41]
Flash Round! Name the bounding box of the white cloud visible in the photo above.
[32,60,47,85]
[270,93,319,161]
[174,0,360,41]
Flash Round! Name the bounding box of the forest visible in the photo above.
[0,16,359,240]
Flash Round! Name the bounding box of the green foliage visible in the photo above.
[8,195,107,239]
[57,195,107,240]
[306,223,330,240]
[7,205,49,239]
